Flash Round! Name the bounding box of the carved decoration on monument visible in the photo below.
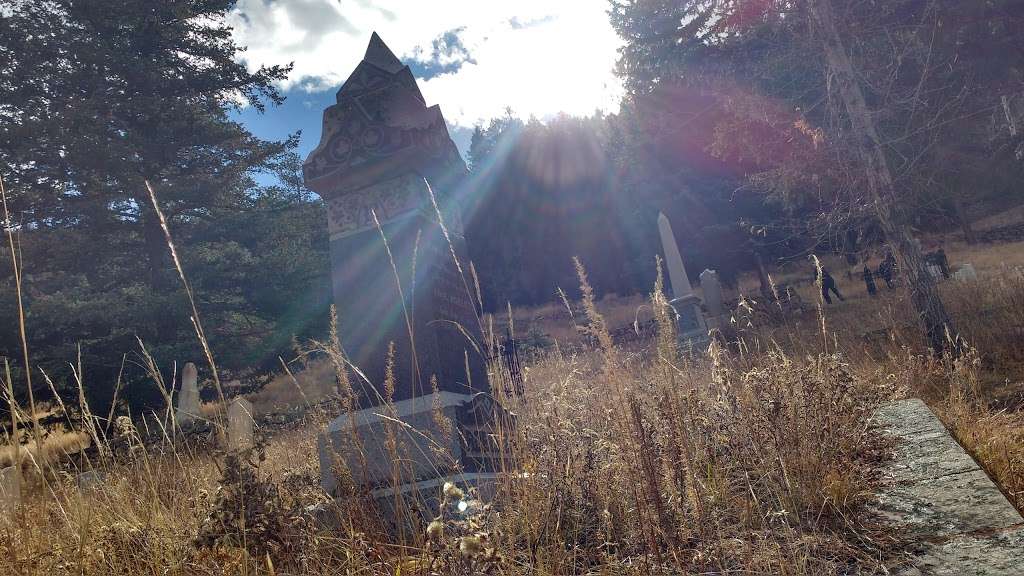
[304,32,464,199]
[324,172,425,239]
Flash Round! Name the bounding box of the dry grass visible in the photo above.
[5,208,1024,574]
[0,429,91,469]
[0,263,909,575]
[513,238,1024,512]
[729,241,1024,513]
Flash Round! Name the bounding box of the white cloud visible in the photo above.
[229,0,624,126]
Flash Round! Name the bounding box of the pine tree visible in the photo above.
[0,1,328,410]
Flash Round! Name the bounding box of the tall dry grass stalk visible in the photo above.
[144,181,226,422]
[0,174,43,459]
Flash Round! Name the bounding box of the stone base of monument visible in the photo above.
[704,314,726,332]
[670,295,710,350]
[317,390,514,532]
[318,391,513,494]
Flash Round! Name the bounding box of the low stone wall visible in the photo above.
[874,399,1024,575]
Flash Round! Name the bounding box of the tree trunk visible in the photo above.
[753,249,772,300]
[133,189,172,293]
[953,195,977,244]
[808,0,956,355]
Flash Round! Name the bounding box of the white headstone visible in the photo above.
[657,212,694,300]
[954,263,977,282]
[227,397,255,450]
[657,212,707,343]
[176,362,202,426]
[926,264,943,279]
[0,466,20,513]
[699,269,724,318]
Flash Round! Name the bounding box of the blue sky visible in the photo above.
[228,1,624,163]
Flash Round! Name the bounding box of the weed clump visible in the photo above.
[194,441,307,567]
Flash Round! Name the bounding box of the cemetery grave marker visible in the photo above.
[176,362,201,426]
[699,269,725,328]
[227,397,255,451]
[657,212,708,344]
[304,33,512,502]
[953,263,977,282]
[0,466,19,514]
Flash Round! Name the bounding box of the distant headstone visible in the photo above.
[303,32,486,406]
[176,362,202,426]
[658,212,707,344]
[658,212,694,300]
[227,397,255,451]
[0,466,19,513]
[954,263,978,282]
[700,269,725,320]
[927,264,944,280]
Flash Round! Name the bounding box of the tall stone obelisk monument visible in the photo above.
[657,212,708,343]
[303,33,487,405]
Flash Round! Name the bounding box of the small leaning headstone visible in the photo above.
[227,397,255,451]
[176,362,202,426]
[0,466,20,513]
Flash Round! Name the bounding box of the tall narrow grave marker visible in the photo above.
[227,397,255,451]
[303,32,486,405]
[700,269,725,328]
[658,212,707,344]
[305,33,510,504]
[176,362,202,426]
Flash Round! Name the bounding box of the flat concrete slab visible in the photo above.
[877,469,1022,538]
[873,399,1024,575]
[900,529,1024,576]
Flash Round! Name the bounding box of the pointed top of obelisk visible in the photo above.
[363,32,405,74]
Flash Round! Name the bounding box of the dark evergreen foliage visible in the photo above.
[0,1,329,412]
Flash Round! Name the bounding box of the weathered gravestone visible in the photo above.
[227,397,255,451]
[304,32,486,405]
[0,466,19,513]
[699,269,725,329]
[175,362,202,426]
[305,33,510,499]
[658,212,708,345]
